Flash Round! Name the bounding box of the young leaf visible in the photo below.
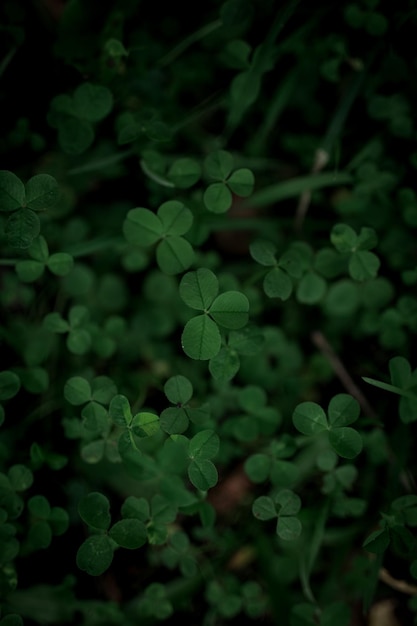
[188,430,219,460]
[73,83,113,121]
[203,182,233,213]
[292,402,328,435]
[157,201,193,235]
[263,267,292,300]
[109,395,132,427]
[227,168,255,196]
[47,253,74,276]
[156,236,194,274]
[78,492,111,530]
[167,158,201,188]
[76,535,114,576]
[181,315,221,360]
[209,347,240,381]
[25,174,59,210]
[328,394,360,428]
[15,259,45,282]
[204,150,234,180]
[0,371,21,401]
[0,170,25,211]
[5,208,40,249]
[164,375,193,404]
[349,251,380,281]
[275,489,301,516]
[249,239,277,266]
[123,208,163,246]
[131,412,160,437]
[109,518,147,549]
[209,291,249,329]
[296,272,326,304]
[330,223,357,252]
[362,527,390,554]
[64,377,92,405]
[277,516,302,541]
[329,427,363,459]
[252,495,276,520]
[389,356,412,389]
[179,268,219,310]
[160,407,189,434]
[188,459,218,490]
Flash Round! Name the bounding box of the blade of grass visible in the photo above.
[243,171,353,209]
[157,19,222,68]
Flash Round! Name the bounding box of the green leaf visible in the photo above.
[43,312,70,333]
[109,394,132,427]
[58,117,94,154]
[296,272,326,304]
[15,259,45,282]
[76,535,114,576]
[245,454,271,483]
[28,520,52,549]
[28,235,49,261]
[252,495,276,520]
[389,356,411,389]
[67,329,91,355]
[168,158,201,188]
[204,150,234,180]
[188,459,218,490]
[249,239,277,266]
[156,236,194,274]
[25,174,59,210]
[109,518,147,549]
[357,226,378,250]
[157,201,193,235]
[330,223,357,252]
[0,371,21,401]
[5,208,40,249]
[209,291,249,329]
[263,267,292,300]
[131,412,160,437]
[123,208,163,246]
[277,516,302,541]
[179,268,219,310]
[0,170,25,211]
[64,376,92,405]
[27,495,50,519]
[292,402,328,435]
[349,251,380,281]
[9,464,33,491]
[228,325,264,355]
[122,496,150,521]
[275,489,301,516]
[203,182,233,213]
[160,407,189,434]
[209,347,240,381]
[329,427,363,459]
[73,83,113,122]
[189,430,219,460]
[181,314,221,360]
[363,527,390,554]
[328,394,360,427]
[47,253,74,276]
[164,375,193,404]
[78,492,111,530]
[227,168,255,197]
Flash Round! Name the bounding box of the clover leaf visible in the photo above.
[203,150,254,213]
[292,394,363,459]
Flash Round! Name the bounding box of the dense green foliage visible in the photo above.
[1,0,417,624]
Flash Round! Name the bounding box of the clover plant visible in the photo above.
[1,1,417,625]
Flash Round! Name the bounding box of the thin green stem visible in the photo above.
[157,19,222,68]
[0,46,17,78]
[0,259,19,266]
[64,237,124,258]
[67,148,135,176]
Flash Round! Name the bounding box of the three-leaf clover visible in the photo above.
[252,489,302,540]
[330,223,380,281]
[292,394,363,459]
[203,150,255,213]
[208,325,265,382]
[179,268,249,360]
[44,306,92,355]
[123,201,194,274]
[249,239,304,301]
[48,83,113,154]
[76,492,148,576]
[109,394,160,459]
[187,429,220,491]
[160,375,210,434]
[0,171,59,248]
[15,236,74,282]
[26,495,69,551]
[362,356,417,423]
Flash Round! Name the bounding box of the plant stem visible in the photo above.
[157,20,222,68]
